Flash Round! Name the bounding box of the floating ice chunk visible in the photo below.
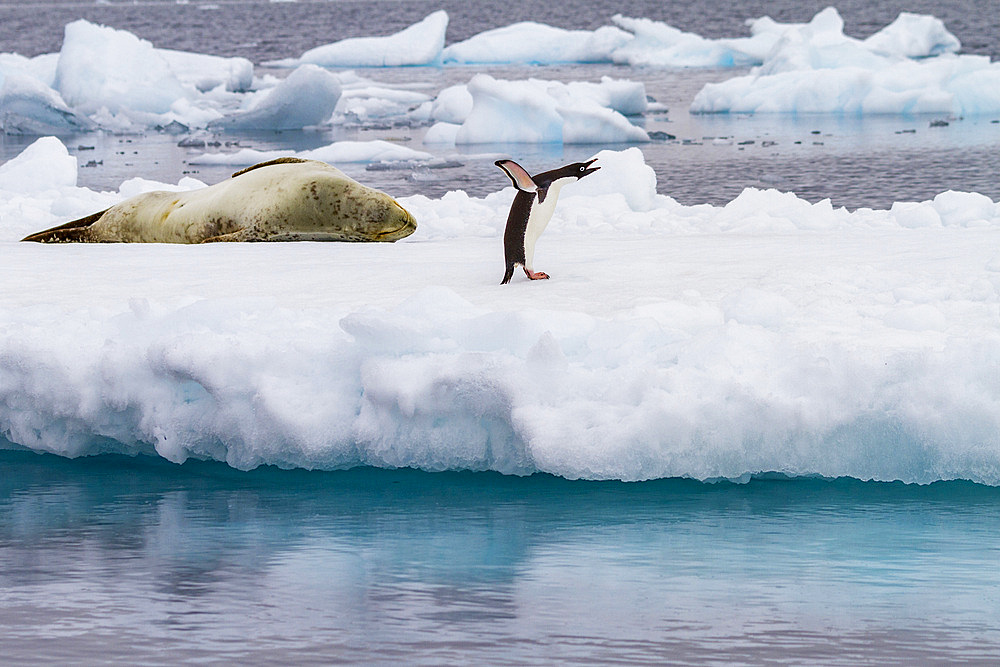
[188,140,433,165]
[53,19,189,114]
[276,11,448,67]
[442,22,631,65]
[429,84,473,124]
[208,64,341,130]
[422,121,461,145]
[0,73,96,135]
[863,12,961,58]
[159,49,254,93]
[0,52,60,88]
[611,15,758,68]
[690,8,997,115]
[452,75,648,145]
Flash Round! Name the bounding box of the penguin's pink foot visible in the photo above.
[524,268,549,280]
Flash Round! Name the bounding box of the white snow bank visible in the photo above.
[208,65,342,130]
[188,140,433,166]
[427,74,648,145]
[691,8,998,115]
[271,11,448,68]
[441,22,631,65]
[3,138,1000,484]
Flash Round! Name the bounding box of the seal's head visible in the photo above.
[371,199,417,241]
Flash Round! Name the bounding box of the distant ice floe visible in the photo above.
[277,7,963,69]
[691,7,1000,115]
[208,64,342,131]
[441,22,632,65]
[3,138,1000,484]
[188,140,433,166]
[423,75,649,145]
[267,10,449,68]
[0,8,994,135]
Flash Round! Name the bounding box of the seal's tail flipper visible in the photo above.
[501,262,516,285]
[20,209,108,243]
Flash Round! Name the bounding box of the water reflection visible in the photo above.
[2,451,1000,663]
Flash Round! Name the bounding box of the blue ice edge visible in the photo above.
[3,442,1000,493]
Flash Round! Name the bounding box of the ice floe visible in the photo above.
[2,138,999,484]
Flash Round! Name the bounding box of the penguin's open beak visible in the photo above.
[581,158,600,178]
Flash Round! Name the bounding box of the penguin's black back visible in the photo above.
[501,190,535,284]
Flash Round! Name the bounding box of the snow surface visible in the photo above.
[2,138,1000,484]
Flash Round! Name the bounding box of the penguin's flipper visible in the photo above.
[20,208,108,243]
[495,159,538,193]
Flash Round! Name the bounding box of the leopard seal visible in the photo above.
[21,157,417,243]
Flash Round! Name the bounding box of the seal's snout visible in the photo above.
[376,200,417,242]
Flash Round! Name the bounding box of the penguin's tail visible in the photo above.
[501,262,515,285]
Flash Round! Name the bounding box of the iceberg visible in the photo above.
[2,139,1000,484]
[690,8,998,115]
[53,19,189,115]
[208,65,342,130]
[272,11,448,68]
[0,73,96,135]
[441,22,631,65]
[429,75,649,145]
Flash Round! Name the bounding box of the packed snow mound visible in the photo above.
[188,140,433,166]
[209,64,341,130]
[426,74,649,145]
[442,22,631,65]
[272,11,448,67]
[2,138,1000,483]
[690,7,998,115]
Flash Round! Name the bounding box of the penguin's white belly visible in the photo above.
[523,177,574,270]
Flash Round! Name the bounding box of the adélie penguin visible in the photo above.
[495,157,600,284]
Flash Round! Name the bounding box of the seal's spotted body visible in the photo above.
[22,158,416,244]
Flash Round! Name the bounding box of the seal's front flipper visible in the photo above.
[20,209,109,243]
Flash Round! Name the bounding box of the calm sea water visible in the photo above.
[3,450,1000,664]
[0,0,999,207]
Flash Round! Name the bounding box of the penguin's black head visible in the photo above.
[544,158,600,183]
[572,158,600,179]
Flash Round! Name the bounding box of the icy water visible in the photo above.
[3,450,1000,664]
[1,0,999,207]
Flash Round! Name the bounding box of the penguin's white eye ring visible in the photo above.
[579,166,585,171]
